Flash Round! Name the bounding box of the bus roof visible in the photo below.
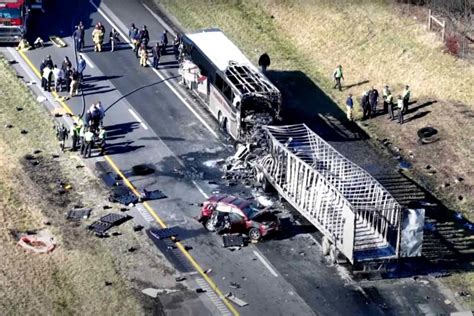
[184,29,258,73]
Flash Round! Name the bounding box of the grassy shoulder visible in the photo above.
[156,0,473,308]
[0,56,142,314]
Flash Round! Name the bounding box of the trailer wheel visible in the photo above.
[248,228,262,242]
[329,245,338,264]
[322,236,330,256]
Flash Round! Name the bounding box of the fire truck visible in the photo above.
[0,0,30,43]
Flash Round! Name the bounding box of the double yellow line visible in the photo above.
[17,50,239,316]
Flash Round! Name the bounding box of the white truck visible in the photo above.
[255,124,425,268]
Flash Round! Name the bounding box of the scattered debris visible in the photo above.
[204,268,213,275]
[133,224,144,232]
[299,251,306,256]
[16,106,23,111]
[186,157,195,162]
[184,245,193,251]
[20,129,28,134]
[196,288,206,293]
[66,208,92,221]
[142,288,178,297]
[89,213,131,235]
[225,292,248,307]
[132,164,155,176]
[223,234,245,248]
[444,299,452,305]
[75,164,84,168]
[143,189,167,201]
[109,185,139,205]
[175,276,186,282]
[148,227,178,240]
[112,232,121,236]
[229,282,241,289]
[456,290,471,297]
[455,177,464,183]
[128,246,137,252]
[399,160,411,170]
[33,149,41,154]
[17,230,56,254]
[36,96,46,103]
[103,205,112,210]
[4,124,13,128]
[104,281,113,286]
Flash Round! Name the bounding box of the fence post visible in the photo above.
[427,9,431,30]
[441,20,446,42]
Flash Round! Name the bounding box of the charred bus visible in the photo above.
[0,0,30,43]
[180,29,281,141]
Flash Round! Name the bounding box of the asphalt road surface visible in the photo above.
[3,0,466,315]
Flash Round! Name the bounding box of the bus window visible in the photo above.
[215,73,224,90]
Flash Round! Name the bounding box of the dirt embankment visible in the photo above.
[0,56,183,314]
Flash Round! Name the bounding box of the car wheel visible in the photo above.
[248,227,262,242]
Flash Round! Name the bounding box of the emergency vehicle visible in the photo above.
[0,0,29,43]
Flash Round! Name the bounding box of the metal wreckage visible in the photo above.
[180,29,425,268]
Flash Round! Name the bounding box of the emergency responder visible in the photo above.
[402,85,411,113]
[382,85,391,114]
[97,126,107,155]
[56,123,69,152]
[81,127,95,158]
[397,95,404,124]
[346,93,354,121]
[139,44,148,67]
[70,122,80,151]
[152,42,161,69]
[361,90,370,120]
[16,37,31,51]
[333,65,344,91]
[369,87,379,118]
[92,24,104,52]
[258,53,271,73]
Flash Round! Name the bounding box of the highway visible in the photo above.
[2,0,464,315]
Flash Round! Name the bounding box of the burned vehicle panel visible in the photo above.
[179,29,281,141]
[199,194,280,242]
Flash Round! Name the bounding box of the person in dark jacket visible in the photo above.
[152,42,161,69]
[369,87,379,118]
[61,56,72,73]
[45,55,54,68]
[346,94,354,121]
[73,24,84,52]
[160,30,168,49]
[140,25,150,48]
[258,53,271,72]
[361,91,370,120]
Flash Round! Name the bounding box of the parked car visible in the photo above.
[198,194,280,242]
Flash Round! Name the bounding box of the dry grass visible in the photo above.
[0,56,142,314]
[157,0,473,308]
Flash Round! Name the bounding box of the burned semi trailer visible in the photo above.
[255,124,425,268]
[179,29,281,141]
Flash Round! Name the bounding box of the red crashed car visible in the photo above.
[199,194,280,242]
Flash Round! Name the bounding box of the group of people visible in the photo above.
[55,102,107,158]
[39,54,87,97]
[128,23,182,68]
[74,21,120,53]
[345,84,411,124]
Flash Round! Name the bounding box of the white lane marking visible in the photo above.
[192,180,209,199]
[253,250,279,277]
[128,108,148,130]
[89,0,219,139]
[142,3,176,36]
[80,53,95,69]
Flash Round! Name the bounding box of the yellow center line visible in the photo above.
[18,50,239,316]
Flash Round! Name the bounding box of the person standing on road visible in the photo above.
[39,58,47,77]
[94,101,105,126]
[129,24,140,57]
[345,93,354,121]
[139,44,148,67]
[61,56,72,73]
[56,123,69,151]
[152,42,161,69]
[160,30,168,51]
[70,122,80,151]
[52,64,64,92]
[173,33,181,59]
[92,24,104,52]
[69,68,80,97]
[333,65,344,91]
[386,93,395,120]
[369,86,379,118]
[109,28,120,52]
[382,85,391,114]
[81,127,95,158]
[397,95,404,124]
[77,54,87,81]
[258,52,271,73]
[402,85,411,113]
[45,55,54,69]
[42,65,52,92]
[139,25,150,48]
[74,24,84,52]
[97,126,107,155]
[64,65,72,93]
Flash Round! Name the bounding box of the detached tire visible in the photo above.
[329,245,338,264]
[204,213,218,232]
[322,236,330,256]
[248,228,262,242]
